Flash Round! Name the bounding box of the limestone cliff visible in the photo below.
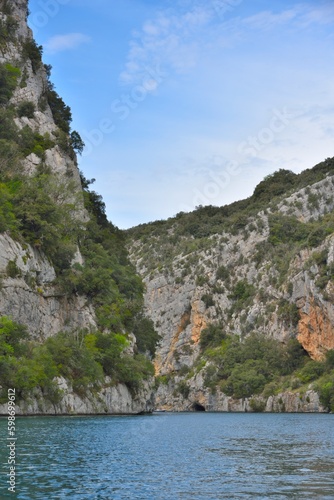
[0,233,95,337]
[0,0,91,335]
[0,376,155,415]
[0,0,154,414]
[128,163,334,411]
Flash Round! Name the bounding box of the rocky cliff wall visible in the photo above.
[0,0,93,336]
[0,376,155,415]
[0,0,154,414]
[0,233,96,337]
[129,173,334,410]
[156,377,324,413]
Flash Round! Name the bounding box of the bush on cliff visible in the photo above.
[0,318,155,403]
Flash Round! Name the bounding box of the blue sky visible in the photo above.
[28,0,334,229]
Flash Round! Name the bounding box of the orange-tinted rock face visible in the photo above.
[154,301,207,375]
[297,299,334,360]
[190,301,206,344]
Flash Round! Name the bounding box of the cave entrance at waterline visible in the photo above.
[192,403,206,412]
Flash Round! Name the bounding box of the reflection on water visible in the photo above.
[0,413,333,499]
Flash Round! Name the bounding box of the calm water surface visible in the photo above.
[1,412,334,499]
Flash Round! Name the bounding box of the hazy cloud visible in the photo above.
[45,33,91,54]
[119,4,215,88]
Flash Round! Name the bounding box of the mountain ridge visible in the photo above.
[127,158,334,412]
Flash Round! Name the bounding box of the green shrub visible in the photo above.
[316,374,334,412]
[201,293,215,308]
[0,320,156,402]
[325,350,334,370]
[222,361,267,398]
[70,130,85,155]
[132,316,160,356]
[307,227,328,247]
[229,280,255,302]
[200,323,226,351]
[196,275,207,286]
[17,101,35,118]
[228,280,255,314]
[297,360,325,383]
[22,39,43,73]
[12,173,78,271]
[252,169,297,205]
[177,380,190,399]
[203,364,218,389]
[46,87,72,133]
[0,316,28,357]
[0,181,17,231]
[249,397,266,412]
[0,139,21,178]
[19,127,55,157]
[6,259,21,278]
[198,333,310,399]
[0,63,20,105]
[155,374,171,386]
[116,354,154,393]
[216,265,229,281]
[268,215,309,246]
[283,338,309,373]
[277,299,300,327]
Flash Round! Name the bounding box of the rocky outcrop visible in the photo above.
[298,298,334,360]
[0,376,155,415]
[156,379,324,413]
[155,363,325,412]
[0,233,96,336]
[0,0,89,338]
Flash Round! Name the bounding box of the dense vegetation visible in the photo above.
[0,166,159,400]
[162,336,334,412]
[0,317,155,404]
[174,328,334,412]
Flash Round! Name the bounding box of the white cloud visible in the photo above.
[45,33,91,54]
[118,5,215,89]
[243,8,300,31]
[118,1,334,91]
[297,2,334,27]
[241,2,334,32]
[92,0,334,228]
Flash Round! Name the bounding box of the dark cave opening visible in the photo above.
[192,403,206,412]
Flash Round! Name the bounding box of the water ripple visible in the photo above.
[0,413,333,499]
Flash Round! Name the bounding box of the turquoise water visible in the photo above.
[1,412,334,499]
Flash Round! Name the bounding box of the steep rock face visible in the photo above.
[0,233,96,336]
[1,0,84,202]
[298,299,334,360]
[156,379,324,413]
[129,172,334,410]
[0,0,91,335]
[292,238,334,359]
[0,376,155,415]
[0,0,154,414]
